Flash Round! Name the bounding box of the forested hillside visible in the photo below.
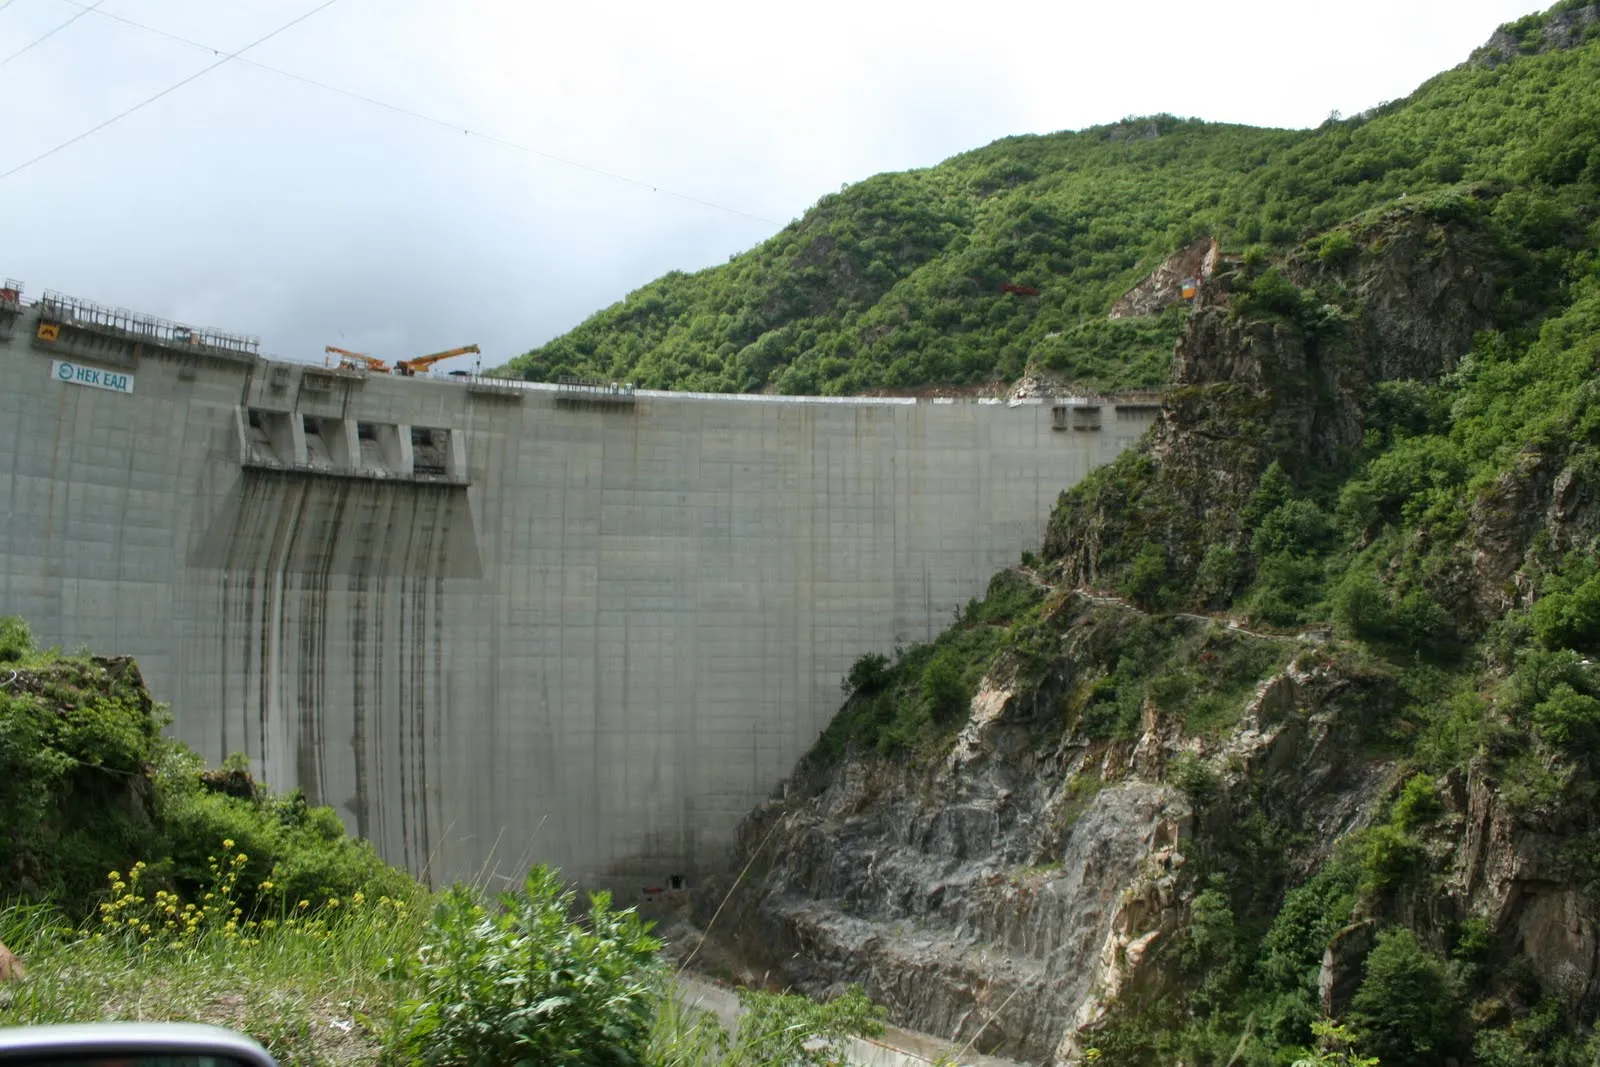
[686,3,1600,1065]
[503,0,1599,397]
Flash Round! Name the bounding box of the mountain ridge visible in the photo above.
[666,5,1600,1064]
[499,3,1598,404]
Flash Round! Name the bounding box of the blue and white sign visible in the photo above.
[51,360,135,395]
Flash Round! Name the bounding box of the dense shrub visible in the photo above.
[0,618,416,917]
[0,616,32,663]
[1121,541,1170,608]
[386,868,662,1067]
[841,652,890,695]
[920,650,968,723]
[1530,568,1600,653]
[1348,928,1459,1066]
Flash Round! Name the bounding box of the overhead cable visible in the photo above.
[0,0,340,182]
[42,0,780,226]
[1,0,105,68]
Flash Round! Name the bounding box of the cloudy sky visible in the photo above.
[1,0,1541,371]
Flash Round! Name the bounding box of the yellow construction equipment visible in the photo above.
[324,345,390,373]
[395,344,480,377]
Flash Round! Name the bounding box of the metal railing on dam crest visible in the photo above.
[0,290,1159,894]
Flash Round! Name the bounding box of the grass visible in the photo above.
[0,910,420,1064]
[0,863,424,1065]
[0,848,890,1067]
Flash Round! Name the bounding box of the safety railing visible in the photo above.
[39,290,259,357]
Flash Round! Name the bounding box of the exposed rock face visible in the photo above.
[1471,1,1600,68]
[0,939,23,982]
[1320,920,1377,1017]
[697,203,1600,1062]
[1469,446,1600,623]
[701,604,1401,1064]
[1457,768,1600,1014]
[1047,205,1508,599]
[1108,238,1219,320]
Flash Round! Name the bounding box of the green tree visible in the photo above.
[1348,928,1458,1066]
[1121,541,1168,608]
[921,651,968,723]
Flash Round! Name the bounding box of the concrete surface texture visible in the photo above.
[0,294,1155,890]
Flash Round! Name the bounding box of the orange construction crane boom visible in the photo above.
[395,344,481,377]
[324,345,390,373]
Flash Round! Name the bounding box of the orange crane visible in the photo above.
[395,344,481,377]
[324,345,390,373]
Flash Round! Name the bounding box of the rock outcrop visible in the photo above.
[1108,238,1220,320]
[1472,1,1600,67]
[697,602,1406,1063]
[0,939,23,982]
[698,203,1600,1063]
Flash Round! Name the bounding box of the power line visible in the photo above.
[1,0,340,182]
[1,0,105,67]
[0,0,23,15]
[41,0,780,226]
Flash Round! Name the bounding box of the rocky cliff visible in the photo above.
[694,181,1600,1066]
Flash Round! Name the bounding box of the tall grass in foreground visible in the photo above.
[0,890,423,1064]
[0,847,890,1066]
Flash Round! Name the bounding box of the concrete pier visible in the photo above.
[0,290,1155,890]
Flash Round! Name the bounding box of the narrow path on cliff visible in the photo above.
[1016,568,1330,645]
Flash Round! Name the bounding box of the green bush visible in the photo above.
[1529,683,1600,752]
[0,635,417,918]
[1252,500,1335,557]
[386,867,662,1067]
[920,650,968,723]
[0,615,32,663]
[0,656,164,909]
[1338,437,1466,534]
[1258,866,1358,992]
[1391,773,1443,832]
[974,569,1044,624]
[1233,268,1308,319]
[730,987,885,1067]
[1348,928,1459,1066]
[1244,551,1325,628]
[1330,570,1459,659]
[1530,571,1600,653]
[1121,541,1169,608]
[1359,824,1421,892]
[1505,648,1600,759]
[841,652,890,695]
[1195,544,1243,604]
[1332,572,1391,641]
[1311,228,1357,265]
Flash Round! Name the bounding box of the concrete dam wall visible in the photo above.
[0,289,1157,890]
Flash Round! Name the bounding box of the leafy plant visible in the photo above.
[386,867,663,1067]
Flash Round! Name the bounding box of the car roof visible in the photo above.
[0,1022,275,1066]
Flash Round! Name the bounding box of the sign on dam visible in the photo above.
[0,286,1157,890]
